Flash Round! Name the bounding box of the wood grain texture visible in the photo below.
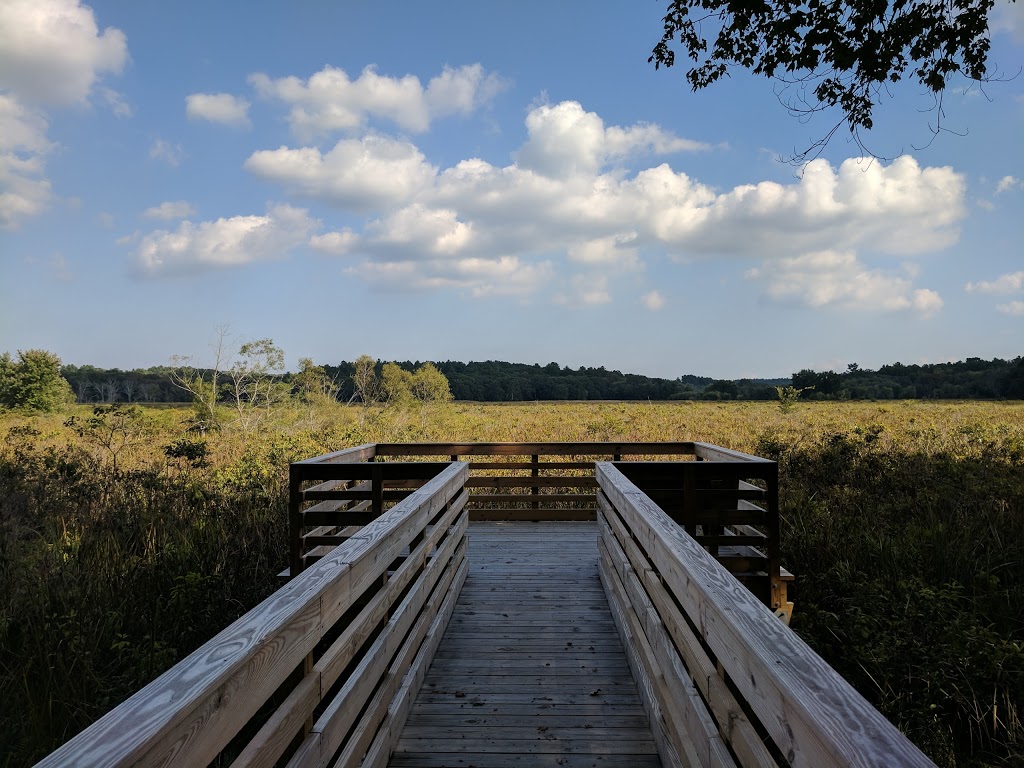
[36,462,468,768]
[596,462,936,768]
[387,522,662,768]
[598,495,775,768]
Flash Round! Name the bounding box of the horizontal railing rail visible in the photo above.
[596,461,935,768]
[36,461,470,768]
[290,443,789,612]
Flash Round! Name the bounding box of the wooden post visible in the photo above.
[288,467,304,579]
[531,454,539,511]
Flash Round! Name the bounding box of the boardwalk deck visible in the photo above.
[389,521,662,768]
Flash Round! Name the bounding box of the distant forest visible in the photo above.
[58,356,1024,404]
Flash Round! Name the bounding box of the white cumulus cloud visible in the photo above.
[0,0,127,106]
[249,63,505,141]
[142,201,197,220]
[996,176,1021,194]
[997,300,1024,316]
[965,271,1024,294]
[0,0,127,227]
[245,135,436,211]
[642,290,665,311]
[135,204,317,276]
[517,101,709,178]
[246,100,965,305]
[746,250,943,314]
[0,94,53,230]
[310,229,358,255]
[186,93,251,127]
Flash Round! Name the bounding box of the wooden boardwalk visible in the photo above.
[389,522,662,768]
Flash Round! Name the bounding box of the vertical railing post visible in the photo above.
[766,462,782,611]
[531,454,539,511]
[289,465,304,578]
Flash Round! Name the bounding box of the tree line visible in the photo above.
[792,358,1024,401]
[4,348,1024,415]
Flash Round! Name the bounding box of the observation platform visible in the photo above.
[36,442,937,768]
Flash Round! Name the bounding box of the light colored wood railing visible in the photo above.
[36,461,470,768]
[596,461,936,768]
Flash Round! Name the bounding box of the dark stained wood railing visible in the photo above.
[36,461,470,768]
[597,461,935,767]
[289,442,791,615]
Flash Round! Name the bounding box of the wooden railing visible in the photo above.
[596,461,936,768]
[36,461,470,768]
[290,442,791,614]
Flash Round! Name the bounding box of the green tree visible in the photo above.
[651,0,1006,158]
[0,349,74,412]
[292,357,338,405]
[410,362,453,404]
[380,362,414,405]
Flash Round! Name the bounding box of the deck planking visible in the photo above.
[388,522,662,768]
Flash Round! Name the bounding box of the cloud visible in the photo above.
[992,1,1024,41]
[642,290,665,311]
[996,176,1021,194]
[249,64,505,140]
[245,135,436,210]
[0,0,127,106]
[98,87,131,117]
[965,271,1024,294]
[135,204,317,276]
[517,101,710,178]
[143,201,197,220]
[997,301,1024,316]
[0,94,52,229]
[246,100,964,305]
[567,233,640,269]
[186,93,250,127]
[554,274,612,307]
[0,1,127,227]
[149,138,184,167]
[309,229,358,255]
[351,255,552,297]
[746,250,943,314]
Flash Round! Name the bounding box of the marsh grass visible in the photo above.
[1,400,1022,766]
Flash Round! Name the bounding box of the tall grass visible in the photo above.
[1,400,1022,767]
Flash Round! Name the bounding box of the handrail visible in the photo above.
[36,461,470,768]
[596,461,935,768]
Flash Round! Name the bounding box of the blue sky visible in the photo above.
[1,0,1022,380]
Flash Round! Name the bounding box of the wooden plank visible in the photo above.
[598,496,775,768]
[597,463,936,768]
[375,442,698,457]
[468,461,596,470]
[354,558,469,768]
[469,510,596,522]
[692,444,772,463]
[292,444,377,466]
[600,534,726,768]
[387,522,661,768]
[301,463,451,486]
[466,477,599,489]
[35,462,468,768]
[600,546,689,768]
[296,540,467,767]
[469,494,592,503]
[231,505,468,768]
[390,755,662,767]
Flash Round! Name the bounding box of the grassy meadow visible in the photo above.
[1,399,1023,766]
